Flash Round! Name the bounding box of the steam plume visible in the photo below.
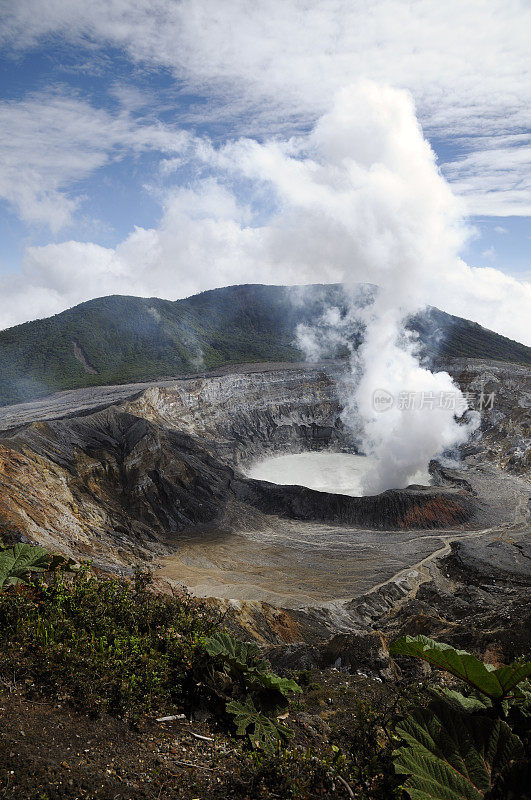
[288,81,480,492]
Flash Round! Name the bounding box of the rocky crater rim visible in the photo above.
[0,358,528,646]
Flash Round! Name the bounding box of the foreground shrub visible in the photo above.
[390,635,531,800]
[0,548,301,748]
[0,542,76,589]
[202,631,301,751]
[0,565,215,717]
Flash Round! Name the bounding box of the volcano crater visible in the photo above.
[0,359,528,648]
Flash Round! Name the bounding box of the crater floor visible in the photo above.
[158,460,530,611]
[159,523,451,607]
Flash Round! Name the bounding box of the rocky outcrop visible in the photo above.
[0,408,241,564]
[231,477,476,529]
[447,538,531,586]
[122,365,348,466]
[445,358,531,473]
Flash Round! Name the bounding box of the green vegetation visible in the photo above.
[390,635,531,700]
[0,542,76,589]
[390,635,531,800]
[0,563,214,718]
[203,631,301,752]
[0,283,529,406]
[0,545,298,752]
[0,549,529,798]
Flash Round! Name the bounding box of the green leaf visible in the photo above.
[0,544,78,590]
[252,669,302,695]
[390,636,531,700]
[394,701,524,800]
[226,697,293,753]
[436,689,491,714]
[510,682,531,717]
[493,663,531,695]
[0,543,51,589]
[203,631,261,668]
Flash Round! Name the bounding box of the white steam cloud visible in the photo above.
[345,311,478,494]
[287,81,481,493]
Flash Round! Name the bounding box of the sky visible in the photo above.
[0,0,529,343]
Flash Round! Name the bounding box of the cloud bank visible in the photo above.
[0,92,189,230]
[1,82,529,348]
[2,0,530,220]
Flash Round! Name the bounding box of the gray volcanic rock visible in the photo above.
[122,364,348,466]
[0,407,235,563]
[445,358,531,473]
[231,476,476,529]
[448,538,531,585]
[319,631,395,679]
[359,534,531,662]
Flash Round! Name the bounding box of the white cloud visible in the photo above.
[0,182,265,329]
[0,91,189,230]
[1,82,530,349]
[2,0,531,216]
[442,139,531,217]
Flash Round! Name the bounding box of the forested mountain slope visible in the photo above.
[1,283,529,406]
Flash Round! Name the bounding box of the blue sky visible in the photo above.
[0,1,529,342]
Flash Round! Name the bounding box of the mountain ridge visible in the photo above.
[1,283,529,406]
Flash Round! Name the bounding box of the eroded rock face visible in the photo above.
[123,365,348,466]
[449,538,531,585]
[0,409,234,565]
[378,536,531,663]
[319,631,396,679]
[445,359,531,473]
[230,477,476,530]
[0,357,527,476]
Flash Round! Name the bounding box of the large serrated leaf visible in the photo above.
[226,696,292,753]
[203,631,261,668]
[0,543,51,589]
[394,700,523,800]
[436,688,491,714]
[510,682,531,718]
[0,544,77,590]
[252,669,302,695]
[390,636,531,700]
[493,663,531,695]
